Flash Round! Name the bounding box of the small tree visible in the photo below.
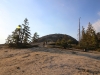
[86,22,97,49]
[67,39,73,48]
[80,26,87,48]
[56,39,61,45]
[22,18,31,44]
[61,38,68,49]
[56,35,68,49]
[32,32,39,43]
[80,22,98,50]
[6,35,12,44]
[63,35,68,48]
[6,18,31,48]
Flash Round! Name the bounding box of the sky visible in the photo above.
[0,0,100,44]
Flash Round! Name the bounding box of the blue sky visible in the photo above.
[0,0,100,44]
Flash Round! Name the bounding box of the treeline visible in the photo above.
[5,18,100,51]
[6,18,39,48]
[53,22,100,50]
[80,22,100,51]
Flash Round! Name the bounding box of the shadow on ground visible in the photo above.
[27,47,100,60]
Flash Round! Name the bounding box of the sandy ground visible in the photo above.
[0,47,100,75]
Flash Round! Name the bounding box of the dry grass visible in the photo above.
[0,47,100,75]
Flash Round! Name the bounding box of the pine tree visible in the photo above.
[56,35,68,49]
[80,26,87,48]
[6,35,12,44]
[80,22,98,49]
[14,27,22,46]
[61,37,68,49]
[67,39,73,48]
[22,18,31,44]
[6,18,31,48]
[56,39,61,45]
[86,22,97,49]
[32,32,39,43]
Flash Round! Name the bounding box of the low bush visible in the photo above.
[6,43,35,49]
[96,48,100,52]
[75,45,83,49]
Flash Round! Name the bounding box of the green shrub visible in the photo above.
[56,39,61,46]
[61,38,68,49]
[56,38,68,49]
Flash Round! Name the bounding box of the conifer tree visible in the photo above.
[22,18,31,44]
[80,22,98,49]
[56,35,68,49]
[6,35,12,44]
[32,32,39,43]
[56,39,61,45]
[6,18,31,48]
[80,26,87,48]
[86,22,97,49]
[61,37,68,49]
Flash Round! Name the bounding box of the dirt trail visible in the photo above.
[0,47,100,75]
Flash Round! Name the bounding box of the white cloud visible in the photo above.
[92,19,100,32]
[98,12,100,16]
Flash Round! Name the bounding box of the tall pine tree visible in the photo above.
[6,18,31,48]
[80,22,98,49]
[22,18,31,44]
